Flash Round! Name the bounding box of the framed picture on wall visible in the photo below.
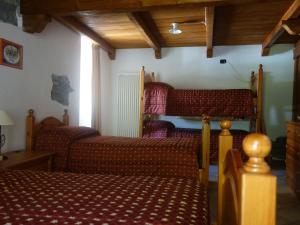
[0,38,23,70]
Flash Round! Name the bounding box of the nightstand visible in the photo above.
[0,150,55,171]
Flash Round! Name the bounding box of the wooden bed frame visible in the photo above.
[139,64,265,134]
[139,66,212,185]
[218,120,276,225]
[25,108,211,184]
[26,109,69,152]
[25,110,276,224]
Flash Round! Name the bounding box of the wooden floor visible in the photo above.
[208,166,300,225]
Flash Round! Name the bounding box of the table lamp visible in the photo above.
[0,110,14,161]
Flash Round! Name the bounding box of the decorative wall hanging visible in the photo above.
[51,74,74,106]
[0,38,23,69]
[0,0,20,27]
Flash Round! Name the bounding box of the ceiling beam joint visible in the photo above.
[261,0,300,56]
[54,16,116,60]
[128,12,162,59]
[22,14,51,33]
[282,18,300,35]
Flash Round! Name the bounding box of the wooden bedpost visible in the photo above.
[63,109,69,125]
[240,133,276,225]
[200,115,210,185]
[250,71,256,132]
[218,119,233,225]
[256,64,265,133]
[26,109,35,152]
[250,71,256,93]
[139,66,145,137]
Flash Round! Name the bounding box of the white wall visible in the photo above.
[107,45,294,140]
[0,20,81,151]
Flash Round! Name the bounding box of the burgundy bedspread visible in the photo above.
[170,128,248,163]
[34,126,99,171]
[34,127,200,179]
[167,89,254,117]
[0,170,209,225]
[143,119,175,138]
[144,82,174,115]
[144,82,254,118]
[68,136,199,178]
[142,120,248,163]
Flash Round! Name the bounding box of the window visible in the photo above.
[79,36,92,127]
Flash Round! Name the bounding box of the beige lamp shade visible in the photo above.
[0,111,14,126]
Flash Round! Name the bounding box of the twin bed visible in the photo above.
[26,110,203,180]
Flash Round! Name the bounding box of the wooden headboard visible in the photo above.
[26,109,69,152]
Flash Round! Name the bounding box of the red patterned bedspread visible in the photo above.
[34,127,200,179]
[167,89,254,117]
[144,82,254,118]
[170,128,248,163]
[34,126,99,171]
[68,136,199,179]
[142,120,248,163]
[144,82,174,115]
[0,170,209,225]
[143,120,175,138]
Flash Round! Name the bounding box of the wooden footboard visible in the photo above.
[218,120,276,225]
[26,109,69,152]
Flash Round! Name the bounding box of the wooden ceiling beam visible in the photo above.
[21,0,271,15]
[55,16,116,60]
[205,6,215,58]
[261,0,300,56]
[22,14,51,33]
[127,12,161,59]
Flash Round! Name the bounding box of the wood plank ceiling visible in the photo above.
[21,0,300,59]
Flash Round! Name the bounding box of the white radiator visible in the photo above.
[116,74,140,137]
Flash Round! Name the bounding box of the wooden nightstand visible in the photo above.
[0,150,55,171]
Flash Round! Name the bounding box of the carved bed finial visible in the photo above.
[63,109,69,125]
[202,114,211,123]
[220,120,232,136]
[242,133,271,173]
[28,109,34,116]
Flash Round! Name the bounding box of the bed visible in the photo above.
[139,64,265,163]
[0,120,276,225]
[25,110,209,182]
[143,119,249,163]
[0,170,209,224]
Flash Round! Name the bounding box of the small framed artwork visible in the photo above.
[0,38,23,70]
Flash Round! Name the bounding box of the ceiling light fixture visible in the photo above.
[169,20,206,35]
[169,23,182,35]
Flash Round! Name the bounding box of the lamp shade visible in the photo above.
[0,111,14,126]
